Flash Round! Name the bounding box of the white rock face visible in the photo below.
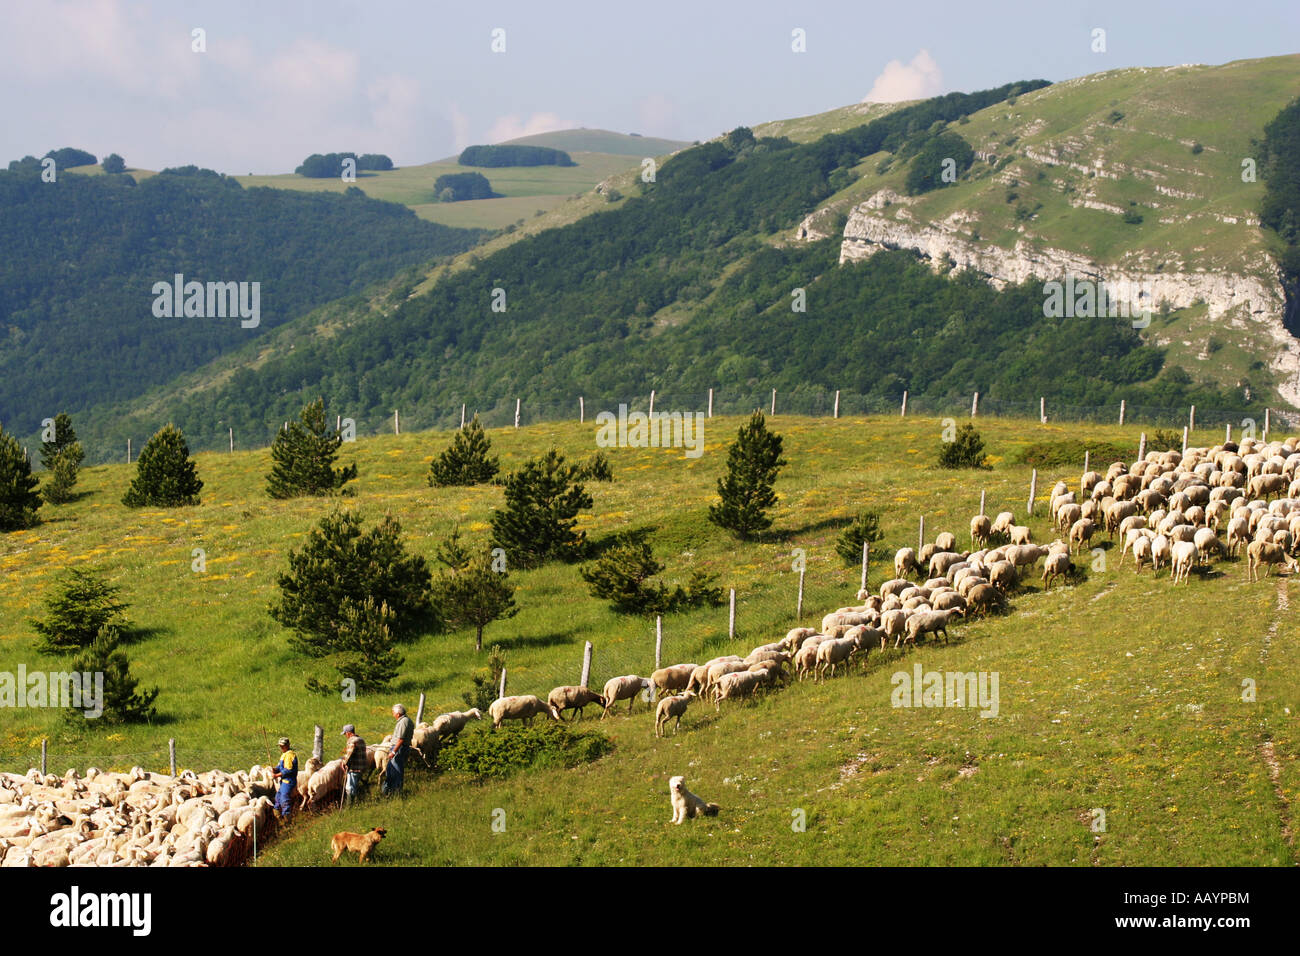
[831,194,1300,408]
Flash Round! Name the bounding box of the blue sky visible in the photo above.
[2,0,1296,173]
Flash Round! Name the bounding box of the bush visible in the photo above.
[1149,428,1184,452]
[101,153,126,174]
[490,450,593,568]
[462,645,507,712]
[43,442,84,504]
[31,568,131,654]
[267,398,357,498]
[580,528,722,615]
[1015,439,1131,470]
[1122,207,1144,225]
[121,423,202,507]
[271,509,434,657]
[438,723,613,778]
[428,416,499,486]
[938,423,990,469]
[457,145,574,167]
[65,625,158,726]
[433,171,497,201]
[834,510,885,565]
[0,423,41,530]
[574,451,614,482]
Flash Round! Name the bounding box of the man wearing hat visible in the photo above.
[270,737,298,822]
[340,724,368,804]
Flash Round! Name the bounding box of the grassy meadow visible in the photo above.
[1,412,1297,865]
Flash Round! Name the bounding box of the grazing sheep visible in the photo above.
[426,709,482,746]
[1056,503,1082,534]
[1150,534,1172,574]
[489,695,560,728]
[881,609,910,648]
[970,514,992,547]
[902,608,964,647]
[1069,518,1095,553]
[654,692,696,738]
[651,663,699,700]
[934,531,957,553]
[1170,540,1198,584]
[601,676,653,717]
[703,661,752,696]
[712,671,767,711]
[547,686,607,721]
[815,637,857,681]
[1042,551,1072,588]
[1130,534,1153,573]
[1247,540,1298,582]
[793,638,826,681]
[894,547,920,579]
[967,582,1003,617]
[302,760,345,811]
[991,511,1016,539]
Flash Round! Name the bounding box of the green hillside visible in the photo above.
[2,413,1296,866]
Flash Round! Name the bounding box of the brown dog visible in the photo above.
[330,827,387,863]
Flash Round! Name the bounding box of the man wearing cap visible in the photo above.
[382,703,414,796]
[340,724,368,804]
[270,737,298,822]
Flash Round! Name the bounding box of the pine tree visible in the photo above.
[121,423,203,507]
[65,625,159,725]
[0,424,41,531]
[270,508,433,657]
[580,528,722,615]
[462,645,506,711]
[39,413,78,471]
[428,416,499,486]
[708,411,787,539]
[433,533,518,651]
[306,598,405,693]
[31,568,131,654]
[266,398,357,498]
[834,510,885,565]
[937,423,990,469]
[490,449,593,568]
[43,441,85,505]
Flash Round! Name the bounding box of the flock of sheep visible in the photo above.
[7,433,1296,865]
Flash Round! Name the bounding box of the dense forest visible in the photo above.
[458,145,575,167]
[434,171,498,201]
[1259,96,1300,333]
[75,78,1255,458]
[0,163,484,442]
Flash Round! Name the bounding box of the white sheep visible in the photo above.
[600,676,653,717]
[654,692,696,738]
[489,695,560,728]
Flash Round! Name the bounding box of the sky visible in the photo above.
[2,0,1296,174]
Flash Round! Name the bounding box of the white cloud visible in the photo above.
[862,49,943,103]
[485,112,577,144]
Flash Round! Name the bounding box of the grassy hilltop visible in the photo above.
[1,412,1297,865]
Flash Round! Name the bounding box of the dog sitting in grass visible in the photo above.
[669,776,720,824]
[330,827,387,863]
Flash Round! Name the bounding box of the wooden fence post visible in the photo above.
[728,588,736,640]
[1083,450,1090,474]
[312,725,324,763]
[901,390,908,417]
[579,397,584,424]
[833,390,840,419]
[918,515,926,551]
[708,388,714,418]
[655,617,663,672]
[860,541,869,593]
[1138,432,1147,461]
[229,428,234,453]
[1040,396,1046,424]
[126,438,131,463]
[796,567,805,620]
[1027,469,1038,517]
[771,388,777,416]
[498,667,507,699]
[394,409,400,435]
[1189,405,1196,433]
[649,390,656,418]
[979,489,986,516]
[461,404,467,429]
[514,399,520,429]
[1182,425,1188,456]
[1119,399,1126,426]
[1264,408,1270,440]
[971,392,979,417]
[169,738,177,777]
[415,693,426,726]
[580,643,593,689]
[1225,423,1232,444]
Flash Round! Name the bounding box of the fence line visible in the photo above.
[85,387,1294,465]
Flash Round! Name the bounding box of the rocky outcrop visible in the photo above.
[826,192,1300,407]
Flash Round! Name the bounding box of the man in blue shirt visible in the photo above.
[271,737,298,822]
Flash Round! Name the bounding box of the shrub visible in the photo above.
[1015,440,1131,470]
[574,451,614,482]
[0,423,41,530]
[271,509,434,657]
[1149,428,1184,452]
[431,530,518,652]
[306,597,404,695]
[65,625,158,725]
[121,423,202,507]
[428,416,498,486]
[490,450,593,568]
[267,398,357,498]
[580,528,722,615]
[462,645,507,712]
[438,723,613,778]
[101,153,126,174]
[31,568,131,654]
[834,510,885,565]
[1123,207,1144,225]
[938,423,991,469]
[433,171,496,201]
[43,442,84,504]
[708,411,786,539]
